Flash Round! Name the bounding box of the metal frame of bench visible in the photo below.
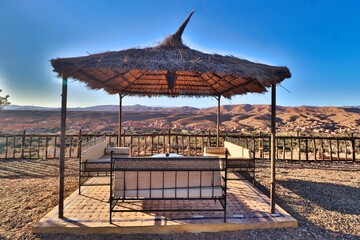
[204,146,255,185]
[227,158,255,185]
[109,153,228,223]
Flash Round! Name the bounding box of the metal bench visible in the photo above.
[78,137,130,194]
[109,153,228,223]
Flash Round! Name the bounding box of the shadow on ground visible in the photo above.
[255,176,359,239]
[0,158,77,179]
[277,179,359,215]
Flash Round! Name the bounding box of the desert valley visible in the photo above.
[1,104,360,135]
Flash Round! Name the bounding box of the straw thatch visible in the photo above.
[51,11,291,99]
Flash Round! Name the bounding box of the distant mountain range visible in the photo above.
[5,104,360,112]
[4,104,200,112]
[2,104,360,134]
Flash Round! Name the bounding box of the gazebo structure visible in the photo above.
[51,11,291,218]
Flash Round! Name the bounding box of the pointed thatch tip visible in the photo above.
[160,10,195,48]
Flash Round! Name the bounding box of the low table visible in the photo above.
[152,153,184,158]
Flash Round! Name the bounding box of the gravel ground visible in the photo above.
[0,158,359,240]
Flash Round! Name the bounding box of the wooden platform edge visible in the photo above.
[32,219,298,235]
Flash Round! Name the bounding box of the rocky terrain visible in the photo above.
[0,158,359,239]
[1,104,360,134]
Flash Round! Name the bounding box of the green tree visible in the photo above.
[0,89,10,111]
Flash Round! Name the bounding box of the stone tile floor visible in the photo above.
[33,173,297,234]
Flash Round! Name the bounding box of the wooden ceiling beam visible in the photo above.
[219,79,254,96]
[119,70,148,93]
[77,69,121,92]
[197,72,222,95]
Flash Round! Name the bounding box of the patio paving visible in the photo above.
[33,173,297,235]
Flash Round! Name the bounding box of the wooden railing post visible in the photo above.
[290,136,293,160]
[5,136,8,159]
[329,139,333,161]
[151,134,154,156]
[168,130,171,153]
[77,130,82,158]
[176,135,179,154]
[208,130,211,147]
[54,136,57,158]
[297,131,301,160]
[45,136,49,159]
[37,136,41,159]
[29,136,32,159]
[351,133,356,162]
[305,137,309,161]
[21,130,26,159]
[1,132,359,161]
[12,136,16,158]
[123,130,126,148]
[313,137,317,161]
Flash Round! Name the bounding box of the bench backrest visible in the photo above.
[224,141,253,158]
[82,141,107,161]
[112,156,223,198]
[203,147,226,157]
[106,147,130,156]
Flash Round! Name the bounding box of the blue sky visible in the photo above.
[0,0,359,108]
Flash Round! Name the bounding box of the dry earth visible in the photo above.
[0,158,359,240]
[2,104,360,134]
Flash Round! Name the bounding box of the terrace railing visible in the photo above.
[0,130,359,162]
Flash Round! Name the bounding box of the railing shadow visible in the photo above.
[255,175,359,239]
[277,179,359,215]
[0,158,78,179]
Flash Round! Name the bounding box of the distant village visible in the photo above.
[1,115,359,136]
[55,118,360,136]
[1,107,359,136]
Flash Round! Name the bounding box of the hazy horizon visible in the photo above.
[5,102,360,110]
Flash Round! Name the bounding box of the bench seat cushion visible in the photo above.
[105,147,130,155]
[113,157,223,198]
[115,186,222,198]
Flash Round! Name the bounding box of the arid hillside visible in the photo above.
[1,104,359,134]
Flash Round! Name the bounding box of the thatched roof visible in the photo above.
[51,11,291,99]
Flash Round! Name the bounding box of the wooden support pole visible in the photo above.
[216,96,221,147]
[270,83,276,214]
[118,94,123,147]
[59,77,68,218]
